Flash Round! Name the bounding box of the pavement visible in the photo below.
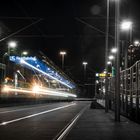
[66,101,140,140]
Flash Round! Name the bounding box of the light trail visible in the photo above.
[0,103,76,126]
[20,59,73,89]
[0,104,52,114]
[2,86,77,98]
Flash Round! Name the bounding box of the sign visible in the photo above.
[98,73,112,78]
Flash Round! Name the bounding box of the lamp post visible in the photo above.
[121,20,133,68]
[82,62,88,70]
[7,41,17,76]
[134,40,140,59]
[60,51,66,69]
[17,70,26,82]
[107,61,112,71]
[110,48,117,77]
[20,51,28,82]
[105,0,110,113]
[87,66,96,98]
[109,48,117,64]
[8,41,17,56]
[82,63,96,98]
[95,80,99,98]
[120,21,132,42]
[82,61,88,82]
[115,0,120,122]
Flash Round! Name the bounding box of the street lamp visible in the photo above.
[82,63,96,98]
[111,48,117,53]
[82,61,88,71]
[8,41,17,56]
[120,20,133,44]
[8,41,17,48]
[95,80,99,98]
[134,40,140,46]
[121,20,133,67]
[115,0,120,122]
[110,48,116,69]
[82,61,88,81]
[60,51,66,69]
[21,51,28,57]
[6,41,17,77]
[107,61,112,71]
[108,55,114,60]
[107,61,111,65]
[120,20,132,31]
[108,48,117,76]
[20,51,28,82]
[17,70,26,82]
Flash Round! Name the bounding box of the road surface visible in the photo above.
[0,101,90,140]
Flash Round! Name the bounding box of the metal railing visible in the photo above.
[108,60,140,121]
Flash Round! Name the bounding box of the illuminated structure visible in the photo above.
[10,56,75,89]
[0,55,77,99]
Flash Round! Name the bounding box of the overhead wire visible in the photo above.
[0,19,43,42]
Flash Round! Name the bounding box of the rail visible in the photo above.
[107,60,140,121]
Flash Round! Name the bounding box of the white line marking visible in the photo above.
[55,104,89,140]
[57,114,80,140]
[0,103,76,126]
[0,104,54,114]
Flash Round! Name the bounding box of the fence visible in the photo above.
[108,60,140,121]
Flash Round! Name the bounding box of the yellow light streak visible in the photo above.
[1,85,77,98]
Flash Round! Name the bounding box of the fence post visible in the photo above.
[122,71,125,111]
[125,70,128,116]
[130,67,133,118]
[136,62,139,121]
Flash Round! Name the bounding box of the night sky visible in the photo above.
[0,0,140,84]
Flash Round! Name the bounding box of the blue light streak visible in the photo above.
[10,56,75,89]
